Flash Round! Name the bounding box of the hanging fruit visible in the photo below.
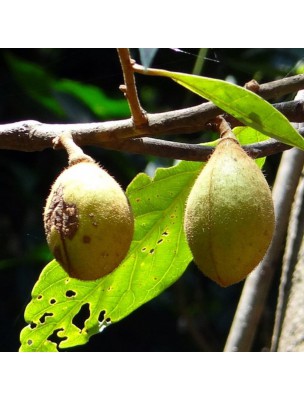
[184,135,275,287]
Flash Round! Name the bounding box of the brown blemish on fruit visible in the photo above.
[44,184,79,239]
[83,235,91,243]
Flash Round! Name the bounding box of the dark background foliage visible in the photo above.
[1,48,303,352]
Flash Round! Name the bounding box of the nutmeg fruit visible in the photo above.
[44,160,134,280]
[184,137,275,287]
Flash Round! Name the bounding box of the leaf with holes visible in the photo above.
[135,66,304,151]
[20,160,204,352]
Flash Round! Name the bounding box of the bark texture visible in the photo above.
[277,241,304,351]
[276,170,304,351]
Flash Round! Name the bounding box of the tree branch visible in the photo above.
[0,100,303,160]
[117,48,148,129]
[0,73,303,160]
[1,119,304,162]
[255,73,304,99]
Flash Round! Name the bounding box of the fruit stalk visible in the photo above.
[53,132,94,166]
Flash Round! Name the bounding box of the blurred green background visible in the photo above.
[0,48,303,352]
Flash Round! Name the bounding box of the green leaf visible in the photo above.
[234,126,269,145]
[233,126,269,168]
[20,160,202,352]
[53,79,130,119]
[137,67,304,151]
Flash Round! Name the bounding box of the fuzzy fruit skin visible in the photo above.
[184,138,275,287]
[44,161,134,280]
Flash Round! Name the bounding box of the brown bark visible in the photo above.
[274,172,304,351]
[277,242,304,351]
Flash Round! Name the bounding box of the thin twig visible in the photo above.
[117,48,148,129]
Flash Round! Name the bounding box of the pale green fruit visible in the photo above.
[184,137,275,287]
[44,160,134,280]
